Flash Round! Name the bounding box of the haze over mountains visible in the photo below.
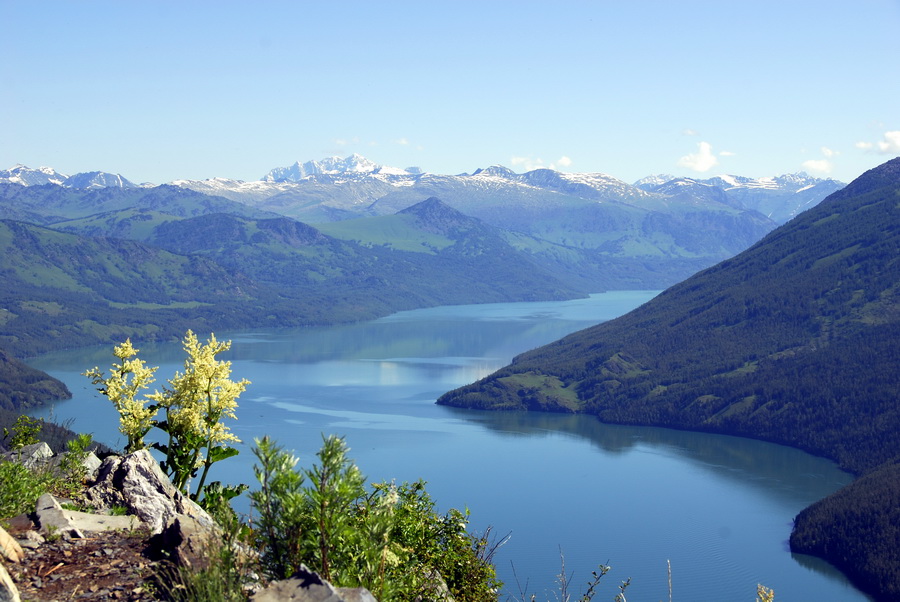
[1,157,843,292]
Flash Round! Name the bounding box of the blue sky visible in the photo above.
[3,1,899,185]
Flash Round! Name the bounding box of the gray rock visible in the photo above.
[251,565,377,602]
[0,559,19,602]
[1,516,33,538]
[0,560,20,602]
[14,531,44,550]
[150,514,218,570]
[34,494,85,539]
[0,442,52,470]
[339,588,378,602]
[82,449,213,534]
[35,493,143,537]
[48,450,102,482]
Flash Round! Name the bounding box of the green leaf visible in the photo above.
[208,445,240,464]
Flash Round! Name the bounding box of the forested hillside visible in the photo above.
[438,158,900,601]
[0,350,71,411]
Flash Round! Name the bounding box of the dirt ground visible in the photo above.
[7,527,162,601]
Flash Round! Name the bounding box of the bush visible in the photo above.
[251,434,501,601]
[0,460,56,519]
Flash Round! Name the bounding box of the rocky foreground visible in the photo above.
[0,443,379,602]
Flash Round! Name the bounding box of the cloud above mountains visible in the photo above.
[803,146,839,175]
[511,155,573,172]
[678,141,719,173]
[856,131,900,155]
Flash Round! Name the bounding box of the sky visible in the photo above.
[2,0,899,185]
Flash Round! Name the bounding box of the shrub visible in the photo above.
[0,460,56,519]
[250,434,501,601]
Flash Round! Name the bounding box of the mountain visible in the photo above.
[0,165,138,189]
[262,153,418,182]
[634,172,844,224]
[0,349,71,411]
[0,165,68,186]
[0,182,278,227]
[62,171,137,189]
[0,192,582,358]
[169,156,841,289]
[82,200,580,307]
[437,158,900,601]
[4,158,843,291]
[0,218,268,355]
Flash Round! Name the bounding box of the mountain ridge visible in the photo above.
[4,158,842,226]
[436,157,900,601]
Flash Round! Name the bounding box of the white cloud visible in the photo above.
[856,131,900,154]
[677,141,719,173]
[821,146,839,158]
[877,131,900,154]
[511,155,573,172]
[511,156,545,171]
[394,138,410,146]
[802,159,833,175]
[719,150,736,157]
[682,129,699,136]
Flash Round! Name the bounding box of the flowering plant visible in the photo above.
[85,330,249,503]
[84,339,158,452]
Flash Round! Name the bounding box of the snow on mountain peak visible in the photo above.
[262,154,416,183]
[0,164,69,186]
[471,165,517,179]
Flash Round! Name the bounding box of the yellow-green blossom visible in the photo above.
[150,330,250,494]
[83,339,158,451]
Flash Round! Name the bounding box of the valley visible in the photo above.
[4,155,896,599]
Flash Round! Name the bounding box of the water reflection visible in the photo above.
[442,408,852,506]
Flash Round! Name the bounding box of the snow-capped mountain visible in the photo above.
[0,164,68,186]
[0,165,137,189]
[4,157,844,227]
[62,171,137,189]
[0,155,850,295]
[634,172,844,223]
[263,153,420,183]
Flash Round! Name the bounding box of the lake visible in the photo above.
[28,291,868,601]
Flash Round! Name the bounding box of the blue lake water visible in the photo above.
[28,291,869,601]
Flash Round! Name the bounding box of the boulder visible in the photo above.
[34,494,84,539]
[0,516,33,538]
[82,449,213,534]
[149,514,218,570]
[250,565,377,602]
[47,450,102,482]
[34,493,142,538]
[0,442,52,470]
